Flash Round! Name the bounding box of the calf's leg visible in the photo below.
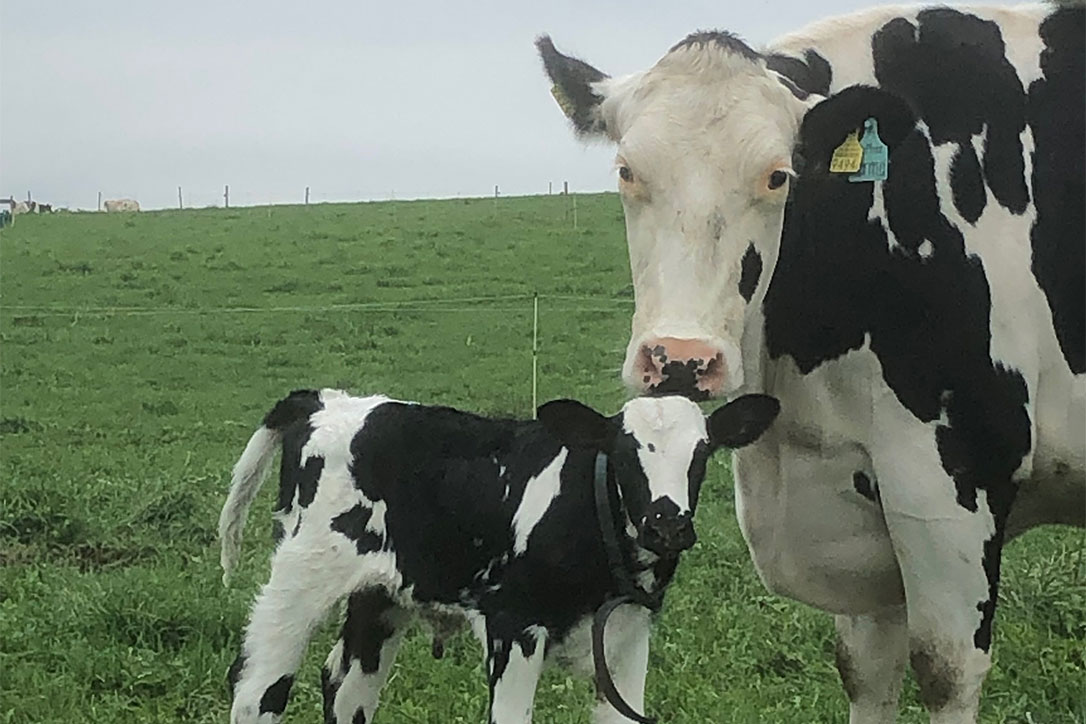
[321,588,410,724]
[834,606,908,724]
[228,534,367,724]
[484,616,548,724]
[592,604,651,724]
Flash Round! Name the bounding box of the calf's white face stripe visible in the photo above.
[621,396,709,514]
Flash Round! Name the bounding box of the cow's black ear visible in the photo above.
[708,394,780,449]
[536,35,611,137]
[797,85,917,173]
[537,399,614,450]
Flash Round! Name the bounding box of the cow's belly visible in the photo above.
[1009,371,1086,537]
[733,428,904,615]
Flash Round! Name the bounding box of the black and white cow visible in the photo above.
[539,3,1083,723]
[219,389,779,723]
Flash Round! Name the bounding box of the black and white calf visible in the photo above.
[219,389,779,723]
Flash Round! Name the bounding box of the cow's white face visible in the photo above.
[540,34,810,398]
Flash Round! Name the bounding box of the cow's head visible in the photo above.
[538,32,822,398]
[538,393,779,556]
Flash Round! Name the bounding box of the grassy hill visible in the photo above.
[1,197,1081,723]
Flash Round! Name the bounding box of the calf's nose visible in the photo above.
[640,505,697,556]
[633,337,726,400]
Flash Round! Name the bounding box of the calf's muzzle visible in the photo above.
[638,498,696,556]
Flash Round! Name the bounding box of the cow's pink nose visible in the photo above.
[634,338,726,400]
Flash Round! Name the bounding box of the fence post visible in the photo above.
[97,191,102,211]
[493,185,499,214]
[305,186,310,205]
[178,186,183,209]
[224,185,230,208]
[563,181,568,195]
[548,181,552,195]
[532,293,539,418]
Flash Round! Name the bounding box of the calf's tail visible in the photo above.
[218,425,281,586]
[218,389,323,586]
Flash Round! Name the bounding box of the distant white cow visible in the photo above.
[103,199,140,212]
[12,201,30,215]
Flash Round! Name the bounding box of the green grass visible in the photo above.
[1,197,1082,723]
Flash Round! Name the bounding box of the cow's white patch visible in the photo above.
[510,451,567,554]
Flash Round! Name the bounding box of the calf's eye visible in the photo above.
[768,170,789,190]
[619,166,634,183]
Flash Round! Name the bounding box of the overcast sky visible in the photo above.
[1,0,1021,210]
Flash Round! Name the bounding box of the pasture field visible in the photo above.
[0,197,1082,723]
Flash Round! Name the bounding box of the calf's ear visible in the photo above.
[536,35,612,138]
[796,85,917,174]
[537,399,614,450]
[708,394,780,449]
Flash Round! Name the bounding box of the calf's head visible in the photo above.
[538,393,779,556]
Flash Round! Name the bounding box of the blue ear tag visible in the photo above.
[849,118,889,183]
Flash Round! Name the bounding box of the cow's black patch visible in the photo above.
[852,471,880,504]
[949,144,986,224]
[739,243,763,302]
[1027,6,1085,374]
[768,84,1032,653]
[536,36,609,136]
[330,504,383,555]
[765,49,833,96]
[263,389,323,430]
[352,711,367,724]
[341,589,397,675]
[670,30,760,62]
[872,9,1031,220]
[258,674,293,715]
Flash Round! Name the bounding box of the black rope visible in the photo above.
[591,452,660,724]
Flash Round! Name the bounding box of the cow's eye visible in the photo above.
[768,170,789,190]
[619,166,634,183]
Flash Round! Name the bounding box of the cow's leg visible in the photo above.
[592,604,651,724]
[834,606,908,724]
[228,534,366,724]
[484,616,547,724]
[321,588,410,724]
[871,423,1012,724]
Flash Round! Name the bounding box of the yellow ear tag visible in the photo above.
[550,84,577,119]
[829,131,864,174]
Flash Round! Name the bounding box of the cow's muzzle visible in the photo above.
[632,337,726,400]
